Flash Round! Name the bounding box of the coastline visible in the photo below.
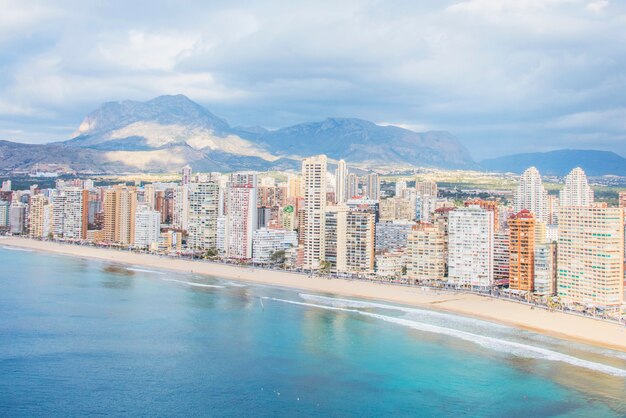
[2,236,626,353]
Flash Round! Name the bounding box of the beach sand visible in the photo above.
[2,237,626,352]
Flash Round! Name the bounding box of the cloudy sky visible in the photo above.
[1,0,625,159]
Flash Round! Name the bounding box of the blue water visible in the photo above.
[1,247,625,417]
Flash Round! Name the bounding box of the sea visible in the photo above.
[1,246,625,417]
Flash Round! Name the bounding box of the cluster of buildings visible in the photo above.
[1,159,624,313]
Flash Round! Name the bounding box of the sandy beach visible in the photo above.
[2,236,626,352]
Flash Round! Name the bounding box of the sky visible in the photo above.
[1,0,625,160]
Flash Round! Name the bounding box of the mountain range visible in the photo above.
[480,149,626,177]
[0,95,474,174]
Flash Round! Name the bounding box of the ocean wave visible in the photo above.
[265,296,626,378]
[223,281,247,287]
[299,293,509,330]
[126,267,165,275]
[162,278,225,289]
[1,246,34,252]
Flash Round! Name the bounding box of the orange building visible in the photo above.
[508,210,535,292]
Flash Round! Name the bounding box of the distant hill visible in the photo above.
[0,94,475,173]
[481,149,626,176]
[256,118,475,169]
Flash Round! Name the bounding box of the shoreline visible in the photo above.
[2,236,626,353]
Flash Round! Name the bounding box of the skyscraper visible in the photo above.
[335,159,347,204]
[514,167,548,223]
[287,175,302,199]
[406,223,446,283]
[465,199,499,232]
[559,167,594,207]
[347,173,359,199]
[226,172,258,260]
[103,186,137,245]
[134,206,161,248]
[366,172,380,200]
[508,210,536,293]
[51,187,88,240]
[345,210,376,274]
[448,206,494,289]
[28,194,51,238]
[557,205,624,309]
[302,155,327,270]
[173,185,189,231]
[187,182,220,250]
[181,165,192,186]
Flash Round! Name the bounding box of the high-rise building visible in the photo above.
[103,186,137,245]
[508,210,536,293]
[448,206,494,289]
[379,197,413,221]
[534,242,556,297]
[395,181,407,197]
[547,195,559,225]
[375,220,415,251]
[287,175,302,199]
[366,173,380,200]
[226,173,258,260]
[514,167,548,223]
[415,181,438,198]
[9,202,28,234]
[465,199,499,232]
[345,210,376,274]
[187,182,220,250]
[559,167,594,207]
[302,155,327,270]
[335,159,347,204]
[619,191,626,208]
[134,206,161,248]
[51,187,88,240]
[1,180,11,192]
[0,201,9,228]
[347,173,359,199]
[324,206,347,273]
[181,165,192,186]
[323,206,375,274]
[28,194,51,238]
[173,185,189,231]
[406,223,446,283]
[143,184,156,210]
[493,231,510,284]
[557,205,624,309]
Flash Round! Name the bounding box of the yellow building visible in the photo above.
[103,186,137,245]
[406,223,446,283]
[557,205,624,309]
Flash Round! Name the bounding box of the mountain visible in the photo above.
[0,95,475,173]
[256,118,474,169]
[481,149,626,176]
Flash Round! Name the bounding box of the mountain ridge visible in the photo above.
[480,149,626,176]
[1,94,475,173]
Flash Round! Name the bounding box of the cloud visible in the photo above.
[586,0,609,14]
[0,0,625,160]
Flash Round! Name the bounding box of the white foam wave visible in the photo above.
[126,267,165,275]
[162,278,224,289]
[265,297,626,378]
[223,281,247,287]
[1,246,33,252]
[299,293,509,330]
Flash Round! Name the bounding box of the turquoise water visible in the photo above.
[1,246,625,417]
